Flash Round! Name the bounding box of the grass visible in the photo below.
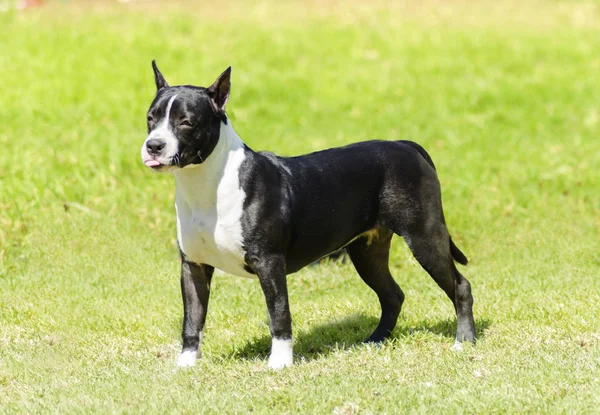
[1,0,599,412]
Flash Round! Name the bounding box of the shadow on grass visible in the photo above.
[398,316,491,340]
[228,314,491,361]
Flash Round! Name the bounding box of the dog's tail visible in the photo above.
[450,237,468,265]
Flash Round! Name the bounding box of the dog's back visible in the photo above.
[258,140,439,271]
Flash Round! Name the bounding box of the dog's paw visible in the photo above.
[267,338,293,370]
[451,341,464,352]
[177,350,198,367]
[267,354,293,370]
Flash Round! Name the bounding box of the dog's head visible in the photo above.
[140,61,231,171]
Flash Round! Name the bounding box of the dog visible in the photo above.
[140,61,475,369]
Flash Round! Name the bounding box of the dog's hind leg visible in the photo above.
[347,228,404,343]
[401,221,476,346]
[383,153,476,346]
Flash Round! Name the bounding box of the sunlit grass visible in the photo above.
[0,1,599,412]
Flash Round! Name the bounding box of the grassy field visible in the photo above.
[1,0,599,412]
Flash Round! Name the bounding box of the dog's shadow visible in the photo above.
[228,314,491,361]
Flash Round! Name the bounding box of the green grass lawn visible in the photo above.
[1,0,599,412]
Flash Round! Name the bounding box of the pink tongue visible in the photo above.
[145,159,161,167]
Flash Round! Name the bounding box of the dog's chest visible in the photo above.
[175,148,254,278]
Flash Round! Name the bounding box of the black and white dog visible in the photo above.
[140,62,475,369]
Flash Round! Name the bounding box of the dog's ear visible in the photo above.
[152,60,169,91]
[207,67,231,114]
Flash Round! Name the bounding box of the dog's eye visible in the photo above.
[179,120,193,128]
[147,115,154,124]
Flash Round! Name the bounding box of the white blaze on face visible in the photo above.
[141,94,179,167]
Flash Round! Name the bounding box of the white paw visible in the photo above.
[268,354,293,369]
[177,350,198,367]
[267,338,293,370]
[451,341,464,352]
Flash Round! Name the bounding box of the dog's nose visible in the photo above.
[146,139,166,155]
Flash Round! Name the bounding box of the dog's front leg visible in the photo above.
[178,259,214,367]
[253,255,293,369]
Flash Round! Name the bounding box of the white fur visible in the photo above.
[268,338,293,369]
[177,349,198,367]
[451,341,463,352]
[141,94,179,166]
[174,122,255,278]
[177,332,203,367]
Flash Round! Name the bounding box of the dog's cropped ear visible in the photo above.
[152,60,169,91]
[207,67,231,115]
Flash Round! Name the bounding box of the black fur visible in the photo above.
[146,86,221,167]
[144,63,476,366]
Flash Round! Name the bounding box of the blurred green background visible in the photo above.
[0,1,599,413]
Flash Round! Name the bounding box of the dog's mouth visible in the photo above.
[143,158,170,171]
[144,159,162,168]
[143,155,180,171]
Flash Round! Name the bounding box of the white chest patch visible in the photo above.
[174,123,255,279]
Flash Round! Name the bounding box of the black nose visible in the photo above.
[146,138,166,155]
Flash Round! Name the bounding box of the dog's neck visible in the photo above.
[173,121,246,210]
